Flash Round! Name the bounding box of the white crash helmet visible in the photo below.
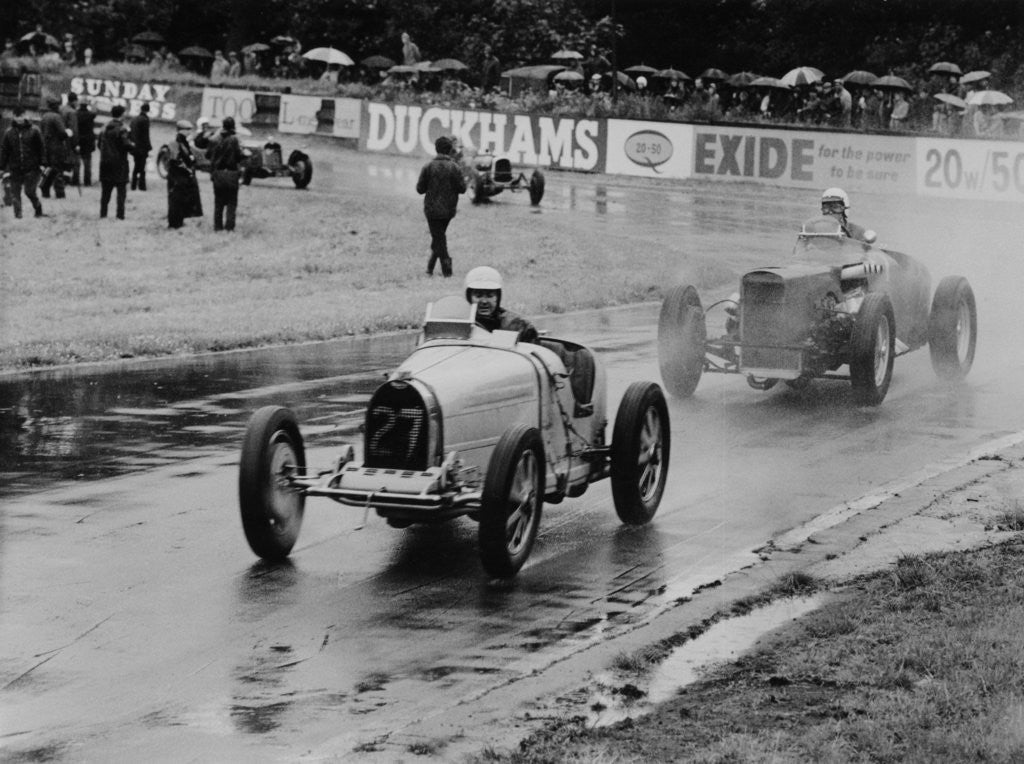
[821,187,850,211]
[465,266,503,302]
[636,75,648,89]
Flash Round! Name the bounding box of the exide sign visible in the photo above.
[694,132,815,181]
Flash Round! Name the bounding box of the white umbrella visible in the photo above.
[780,66,824,87]
[302,47,354,66]
[966,89,1013,106]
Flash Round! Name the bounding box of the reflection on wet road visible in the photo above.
[3,144,1024,761]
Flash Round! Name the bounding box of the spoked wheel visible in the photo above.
[928,276,977,381]
[850,293,895,406]
[288,151,313,188]
[657,285,707,398]
[478,425,544,578]
[528,170,545,205]
[611,381,670,525]
[238,406,306,560]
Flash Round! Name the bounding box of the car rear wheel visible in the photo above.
[850,293,895,406]
[611,382,670,525]
[479,425,544,578]
[288,151,313,188]
[528,170,545,205]
[928,276,977,381]
[155,146,170,179]
[657,285,707,398]
[473,173,488,204]
[238,406,306,560]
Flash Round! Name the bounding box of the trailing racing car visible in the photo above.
[465,151,545,205]
[239,296,670,578]
[658,215,977,406]
[155,121,313,189]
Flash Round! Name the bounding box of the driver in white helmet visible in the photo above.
[464,266,538,343]
[820,187,876,243]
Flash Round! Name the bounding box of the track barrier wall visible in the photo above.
[38,74,1024,202]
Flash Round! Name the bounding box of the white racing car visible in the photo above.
[239,296,670,578]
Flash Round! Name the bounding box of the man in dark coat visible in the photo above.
[98,104,134,219]
[39,96,70,199]
[0,106,46,218]
[206,115,243,232]
[76,97,97,186]
[129,103,152,190]
[60,92,80,185]
[415,135,466,277]
[166,120,203,229]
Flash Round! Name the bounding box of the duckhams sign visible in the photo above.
[69,77,178,120]
[363,102,603,171]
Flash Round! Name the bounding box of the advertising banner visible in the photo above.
[332,98,361,139]
[362,101,604,172]
[605,120,695,179]
[275,94,361,138]
[201,87,258,123]
[916,137,1024,202]
[686,125,917,194]
[69,76,180,121]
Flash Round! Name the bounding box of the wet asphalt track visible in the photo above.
[2,141,1024,761]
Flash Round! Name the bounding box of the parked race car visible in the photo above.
[239,295,670,578]
[155,121,313,189]
[658,215,977,406]
[465,151,545,205]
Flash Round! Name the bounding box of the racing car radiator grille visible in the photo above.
[741,276,799,370]
[364,384,430,471]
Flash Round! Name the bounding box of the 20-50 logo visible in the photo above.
[624,130,673,171]
[924,147,1024,193]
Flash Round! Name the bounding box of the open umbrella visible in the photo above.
[699,67,728,81]
[132,31,165,45]
[960,70,991,85]
[928,61,962,76]
[966,89,1013,106]
[179,46,213,59]
[653,67,690,81]
[726,71,759,87]
[871,74,913,91]
[242,42,271,54]
[122,43,149,61]
[430,58,468,72]
[303,47,354,66]
[603,70,637,91]
[934,92,967,109]
[18,31,60,50]
[842,70,878,86]
[551,49,583,61]
[553,70,584,84]
[361,54,395,69]
[750,76,790,90]
[996,110,1024,122]
[386,64,420,75]
[781,66,824,87]
[270,35,298,47]
[624,63,657,76]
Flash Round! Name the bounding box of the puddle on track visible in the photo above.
[587,594,825,727]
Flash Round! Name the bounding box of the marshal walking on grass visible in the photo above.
[416,135,466,277]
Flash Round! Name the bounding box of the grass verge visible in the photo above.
[476,540,1024,763]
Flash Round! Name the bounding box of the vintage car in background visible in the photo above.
[464,152,545,205]
[156,121,313,189]
[239,296,670,579]
[658,216,977,406]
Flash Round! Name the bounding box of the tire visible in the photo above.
[238,406,306,560]
[850,293,895,406]
[611,382,670,525]
[289,151,313,189]
[528,170,545,205]
[241,168,253,186]
[478,425,544,578]
[657,285,707,398]
[473,173,487,204]
[155,146,170,180]
[928,276,977,381]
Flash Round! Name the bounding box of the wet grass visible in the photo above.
[0,146,740,371]
[470,540,1024,763]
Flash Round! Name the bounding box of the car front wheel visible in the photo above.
[611,381,670,525]
[288,151,313,188]
[658,285,707,398]
[928,275,976,381]
[850,293,895,405]
[238,406,306,560]
[155,146,170,179]
[479,425,544,578]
